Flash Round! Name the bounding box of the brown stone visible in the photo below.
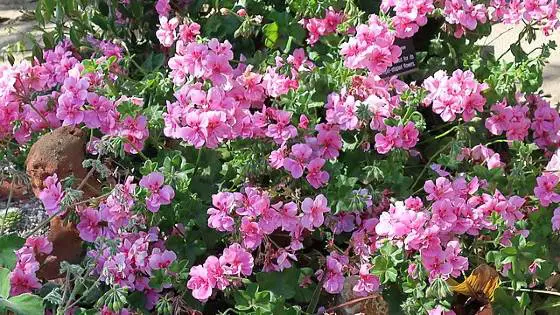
[36,216,83,280]
[25,126,100,198]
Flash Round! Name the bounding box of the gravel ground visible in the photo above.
[1,198,48,236]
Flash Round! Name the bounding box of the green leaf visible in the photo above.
[263,22,279,48]
[69,27,81,47]
[256,268,299,299]
[0,234,24,269]
[535,297,560,311]
[0,293,44,315]
[0,267,9,298]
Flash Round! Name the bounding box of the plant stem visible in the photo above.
[409,141,453,192]
[324,294,379,313]
[190,149,203,186]
[0,182,14,236]
[125,139,149,161]
[503,287,560,297]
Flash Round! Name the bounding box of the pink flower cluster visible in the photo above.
[302,8,345,45]
[195,186,386,300]
[187,243,254,301]
[139,172,175,212]
[423,69,488,122]
[340,15,401,75]
[376,176,526,282]
[76,176,137,241]
[89,228,176,310]
[443,0,487,38]
[0,40,149,154]
[207,189,330,249]
[374,122,419,154]
[38,174,64,216]
[490,0,559,35]
[10,236,52,296]
[381,0,435,38]
[164,35,309,149]
[486,94,560,150]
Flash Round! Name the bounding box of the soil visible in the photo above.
[0,179,31,200]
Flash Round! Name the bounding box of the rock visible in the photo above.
[36,216,83,280]
[25,126,100,198]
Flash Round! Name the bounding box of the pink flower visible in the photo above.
[269,146,287,169]
[24,236,53,255]
[155,0,171,17]
[38,174,64,216]
[204,256,229,290]
[400,122,419,149]
[301,194,330,229]
[146,185,175,212]
[306,158,330,189]
[375,126,401,154]
[179,23,201,42]
[428,306,456,315]
[76,207,103,242]
[219,243,254,276]
[283,143,313,178]
[424,177,453,201]
[240,217,263,250]
[9,268,41,296]
[140,172,175,212]
[149,248,177,270]
[187,265,213,301]
[422,249,453,282]
[156,16,179,47]
[317,129,342,159]
[534,173,560,206]
[553,207,560,231]
[298,114,309,129]
[277,201,299,232]
[207,192,235,232]
[318,252,348,294]
[353,263,380,296]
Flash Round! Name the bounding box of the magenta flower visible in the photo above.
[140,172,175,212]
[306,158,330,189]
[155,0,171,17]
[283,143,313,178]
[219,243,254,277]
[76,207,103,242]
[38,174,64,216]
[318,252,348,294]
[9,268,41,296]
[553,207,560,231]
[534,173,560,206]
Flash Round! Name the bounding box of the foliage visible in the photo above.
[0,0,559,314]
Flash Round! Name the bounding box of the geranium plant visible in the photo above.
[0,0,560,314]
